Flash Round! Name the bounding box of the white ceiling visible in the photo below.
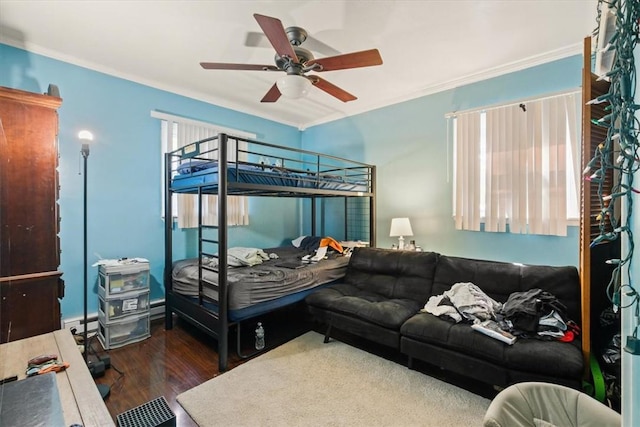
[0,1,598,129]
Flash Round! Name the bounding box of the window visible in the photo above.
[153,111,254,228]
[451,91,580,236]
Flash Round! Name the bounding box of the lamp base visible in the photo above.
[97,383,110,400]
[398,236,405,250]
[87,354,111,378]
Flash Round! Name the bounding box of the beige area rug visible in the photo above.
[177,331,490,426]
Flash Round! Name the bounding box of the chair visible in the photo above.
[483,382,620,427]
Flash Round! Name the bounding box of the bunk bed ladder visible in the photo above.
[164,152,174,331]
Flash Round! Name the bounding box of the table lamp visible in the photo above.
[390,217,413,250]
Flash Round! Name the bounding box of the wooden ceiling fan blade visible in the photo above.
[307,49,383,71]
[200,62,280,71]
[311,76,357,102]
[261,83,281,103]
[253,14,299,63]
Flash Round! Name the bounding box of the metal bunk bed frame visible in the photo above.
[163,133,376,371]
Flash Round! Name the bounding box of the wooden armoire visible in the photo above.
[0,86,64,343]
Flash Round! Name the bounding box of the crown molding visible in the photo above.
[2,37,582,132]
[300,42,583,130]
[0,37,302,129]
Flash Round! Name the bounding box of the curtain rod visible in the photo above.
[150,110,257,139]
[444,88,581,119]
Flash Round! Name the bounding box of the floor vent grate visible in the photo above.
[116,396,176,427]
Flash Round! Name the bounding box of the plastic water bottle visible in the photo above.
[255,322,265,350]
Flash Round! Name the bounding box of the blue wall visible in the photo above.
[0,43,302,319]
[303,56,582,267]
[1,42,583,321]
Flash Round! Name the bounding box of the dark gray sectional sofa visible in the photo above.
[305,247,584,390]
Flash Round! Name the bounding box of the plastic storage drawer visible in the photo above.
[98,289,150,323]
[98,262,149,297]
[98,311,150,350]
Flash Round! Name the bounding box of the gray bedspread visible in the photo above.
[171,246,349,310]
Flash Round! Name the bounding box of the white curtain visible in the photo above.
[170,120,249,229]
[453,111,482,231]
[454,92,579,236]
[484,104,529,233]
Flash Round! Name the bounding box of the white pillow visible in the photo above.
[291,235,307,248]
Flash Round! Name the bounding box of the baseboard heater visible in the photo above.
[62,299,165,334]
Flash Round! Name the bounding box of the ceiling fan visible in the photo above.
[200,13,383,103]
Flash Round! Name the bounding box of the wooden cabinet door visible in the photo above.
[0,88,62,277]
[0,87,63,343]
[0,275,62,342]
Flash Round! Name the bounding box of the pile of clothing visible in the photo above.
[203,247,277,269]
[292,235,345,262]
[423,284,579,342]
[423,282,501,323]
[500,288,579,342]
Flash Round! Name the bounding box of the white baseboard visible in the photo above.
[62,299,165,334]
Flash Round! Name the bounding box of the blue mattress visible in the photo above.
[171,161,368,193]
[182,282,333,322]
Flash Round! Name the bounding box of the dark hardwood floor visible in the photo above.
[89,306,312,425]
[89,305,497,426]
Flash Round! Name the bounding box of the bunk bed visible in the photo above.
[164,133,376,371]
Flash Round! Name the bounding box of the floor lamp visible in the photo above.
[79,131,110,400]
[79,130,93,363]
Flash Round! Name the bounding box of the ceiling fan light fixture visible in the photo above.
[276,75,312,99]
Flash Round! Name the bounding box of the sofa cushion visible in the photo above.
[345,248,439,305]
[432,256,581,322]
[306,283,422,329]
[401,312,583,378]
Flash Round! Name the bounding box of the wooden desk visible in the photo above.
[0,329,114,426]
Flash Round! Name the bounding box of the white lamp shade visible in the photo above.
[78,130,94,141]
[390,217,413,237]
[276,75,312,99]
